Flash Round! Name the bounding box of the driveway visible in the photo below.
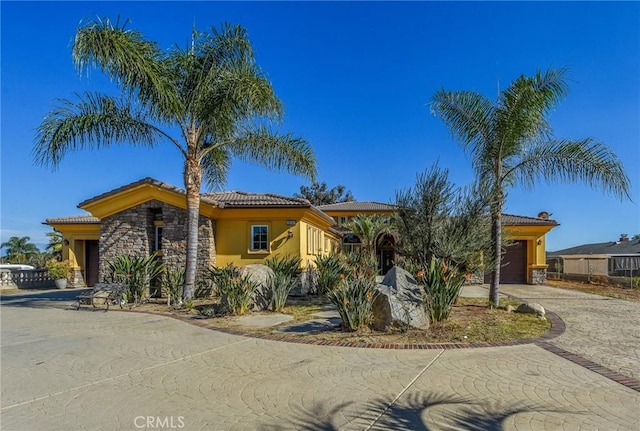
[1,287,638,430]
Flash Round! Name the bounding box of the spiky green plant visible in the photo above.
[326,273,378,332]
[206,263,238,297]
[421,256,468,322]
[162,267,185,307]
[265,254,301,311]
[220,274,260,316]
[314,252,349,294]
[324,252,378,331]
[107,255,163,304]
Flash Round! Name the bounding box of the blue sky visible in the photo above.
[1,1,639,252]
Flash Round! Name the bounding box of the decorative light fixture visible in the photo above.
[287,229,294,239]
[286,220,296,226]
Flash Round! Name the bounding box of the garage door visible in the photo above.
[484,240,528,284]
[500,240,527,284]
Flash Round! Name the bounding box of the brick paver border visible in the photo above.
[127,308,565,350]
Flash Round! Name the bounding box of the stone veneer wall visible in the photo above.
[530,267,547,285]
[99,200,216,282]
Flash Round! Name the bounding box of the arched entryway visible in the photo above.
[376,234,396,275]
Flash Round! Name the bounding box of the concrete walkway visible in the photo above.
[1,287,638,430]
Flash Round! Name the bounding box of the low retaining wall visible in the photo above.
[0,269,55,289]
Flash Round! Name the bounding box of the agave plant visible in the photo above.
[107,255,163,304]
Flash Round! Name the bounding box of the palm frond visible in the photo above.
[506,138,631,200]
[430,90,494,171]
[229,125,316,181]
[33,92,168,168]
[200,146,232,190]
[73,17,179,117]
[496,68,570,155]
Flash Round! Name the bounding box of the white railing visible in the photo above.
[0,269,55,289]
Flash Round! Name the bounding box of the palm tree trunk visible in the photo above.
[182,156,202,301]
[489,208,502,307]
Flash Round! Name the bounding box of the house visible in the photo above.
[547,235,640,281]
[45,177,558,287]
[317,201,397,274]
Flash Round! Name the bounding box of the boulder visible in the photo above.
[371,266,429,330]
[236,264,274,311]
[515,302,546,318]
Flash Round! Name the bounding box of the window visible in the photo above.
[251,225,269,251]
[154,226,163,251]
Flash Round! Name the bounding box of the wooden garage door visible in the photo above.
[500,240,527,284]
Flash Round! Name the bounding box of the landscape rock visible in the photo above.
[506,304,516,313]
[515,302,546,318]
[237,264,274,311]
[371,266,429,330]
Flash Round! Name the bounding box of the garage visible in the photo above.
[484,240,528,284]
[499,240,528,284]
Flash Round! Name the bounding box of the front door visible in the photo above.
[85,240,100,287]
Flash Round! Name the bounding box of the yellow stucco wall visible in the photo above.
[47,223,100,269]
[504,224,555,283]
[212,207,339,268]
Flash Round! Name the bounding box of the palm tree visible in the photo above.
[343,215,391,258]
[45,231,63,261]
[33,18,316,300]
[1,236,40,264]
[431,68,630,306]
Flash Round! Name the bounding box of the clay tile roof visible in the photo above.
[203,191,310,208]
[502,213,558,226]
[316,201,397,212]
[44,215,101,225]
[78,177,219,207]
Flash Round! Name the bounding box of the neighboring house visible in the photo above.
[547,235,640,279]
[45,177,558,287]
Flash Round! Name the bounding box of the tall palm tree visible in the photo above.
[431,68,630,306]
[33,18,316,300]
[1,236,40,264]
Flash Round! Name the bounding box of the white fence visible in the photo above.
[0,269,55,289]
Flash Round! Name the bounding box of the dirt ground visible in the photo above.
[129,296,550,345]
[546,278,640,302]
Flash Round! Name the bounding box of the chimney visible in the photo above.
[537,211,550,220]
[619,234,629,242]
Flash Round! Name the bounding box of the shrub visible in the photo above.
[265,255,302,311]
[162,267,184,307]
[219,274,260,316]
[206,263,238,297]
[315,253,349,294]
[325,253,379,331]
[326,272,378,331]
[107,255,164,304]
[421,256,468,322]
[46,259,72,280]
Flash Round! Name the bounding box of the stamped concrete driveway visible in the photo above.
[1,288,638,431]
